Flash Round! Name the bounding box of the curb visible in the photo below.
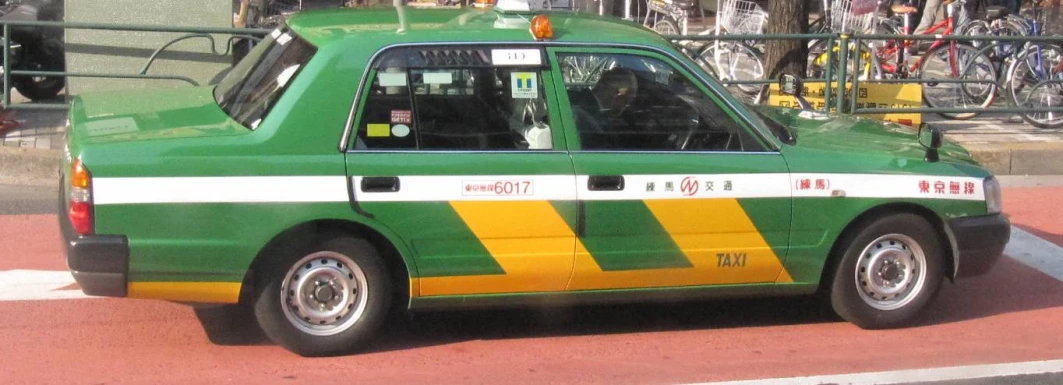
[964,142,1063,176]
[0,146,62,187]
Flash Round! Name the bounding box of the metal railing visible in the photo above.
[0,19,271,110]
[0,18,1059,120]
[666,31,1063,118]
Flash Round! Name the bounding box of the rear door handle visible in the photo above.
[587,175,624,191]
[361,177,400,193]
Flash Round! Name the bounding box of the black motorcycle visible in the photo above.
[0,0,65,101]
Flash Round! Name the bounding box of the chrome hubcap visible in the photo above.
[855,234,927,311]
[280,251,368,336]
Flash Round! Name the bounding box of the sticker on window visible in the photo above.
[423,72,453,84]
[276,33,292,45]
[367,123,391,137]
[391,110,412,124]
[378,72,407,87]
[391,124,411,138]
[511,72,537,99]
[492,49,542,66]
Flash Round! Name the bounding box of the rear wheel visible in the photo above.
[1006,45,1063,128]
[829,214,945,329]
[254,236,391,356]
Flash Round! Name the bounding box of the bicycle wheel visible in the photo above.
[1006,44,1063,128]
[651,15,681,35]
[698,41,764,103]
[919,43,998,120]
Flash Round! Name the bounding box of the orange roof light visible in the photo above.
[474,0,497,8]
[530,14,553,40]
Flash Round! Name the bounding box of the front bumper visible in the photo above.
[949,213,1010,278]
[59,207,129,297]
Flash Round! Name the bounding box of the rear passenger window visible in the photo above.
[354,48,553,151]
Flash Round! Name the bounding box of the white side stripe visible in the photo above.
[93,176,349,205]
[791,173,985,201]
[90,173,986,205]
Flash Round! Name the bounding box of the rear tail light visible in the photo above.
[68,159,94,235]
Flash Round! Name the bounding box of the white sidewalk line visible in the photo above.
[1006,226,1063,282]
[0,269,96,301]
[684,359,1063,385]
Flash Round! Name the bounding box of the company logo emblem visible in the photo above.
[680,176,699,196]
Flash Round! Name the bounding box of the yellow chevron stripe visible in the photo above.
[417,200,575,296]
[569,198,791,290]
[127,281,241,303]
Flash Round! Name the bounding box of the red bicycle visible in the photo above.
[872,0,998,119]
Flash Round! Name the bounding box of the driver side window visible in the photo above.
[557,53,763,152]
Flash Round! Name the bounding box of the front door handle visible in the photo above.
[587,175,624,191]
[361,177,400,193]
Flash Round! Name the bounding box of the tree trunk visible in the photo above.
[763,0,809,79]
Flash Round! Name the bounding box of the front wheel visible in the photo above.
[829,214,945,329]
[919,43,997,120]
[254,236,391,356]
[1005,45,1063,129]
[12,39,66,101]
[698,42,765,103]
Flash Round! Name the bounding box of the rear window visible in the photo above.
[214,29,316,130]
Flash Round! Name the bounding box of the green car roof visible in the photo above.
[286,6,668,48]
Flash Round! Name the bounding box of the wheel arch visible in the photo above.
[819,202,959,293]
[241,218,416,308]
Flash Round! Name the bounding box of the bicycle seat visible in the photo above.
[891,4,918,14]
[985,6,1010,20]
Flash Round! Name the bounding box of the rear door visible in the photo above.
[344,46,578,297]
[548,48,794,291]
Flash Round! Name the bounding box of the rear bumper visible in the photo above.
[950,214,1010,278]
[59,208,129,297]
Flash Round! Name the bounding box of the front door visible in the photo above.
[345,46,577,297]
[548,48,794,291]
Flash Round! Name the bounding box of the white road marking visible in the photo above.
[1005,226,1063,282]
[0,270,95,301]
[685,359,1063,385]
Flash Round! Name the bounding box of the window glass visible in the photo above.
[214,29,316,130]
[556,53,763,152]
[355,53,552,151]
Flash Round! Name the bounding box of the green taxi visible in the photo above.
[60,6,1009,356]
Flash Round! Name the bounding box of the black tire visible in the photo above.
[253,236,391,356]
[829,214,945,329]
[13,39,65,101]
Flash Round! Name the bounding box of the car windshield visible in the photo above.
[747,103,795,145]
[214,29,316,130]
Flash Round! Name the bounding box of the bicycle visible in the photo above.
[1004,0,1063,128]
[691,0,767,103]
[644,0,694,35]
[807,0,893,82]
[869,0,998,120]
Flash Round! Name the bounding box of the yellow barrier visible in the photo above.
[767,82,923,126]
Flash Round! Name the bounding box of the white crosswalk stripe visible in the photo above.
[0,269,95,301]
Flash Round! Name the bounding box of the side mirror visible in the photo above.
[918,123,943,162]
[779,73,803,97]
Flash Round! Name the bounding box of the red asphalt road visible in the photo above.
[1,187,1062,385]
